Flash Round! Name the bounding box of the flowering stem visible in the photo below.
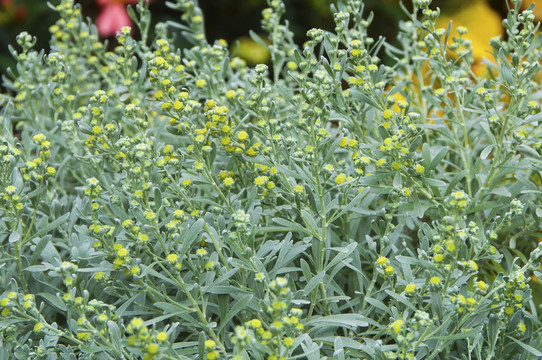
[203,222,229,270]
[13,241,26,292]
[157,261,227,354]
[202,166,234,213]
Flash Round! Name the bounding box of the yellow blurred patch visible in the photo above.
[233,36,270,65]
[437,0,502,70]
[391,92,406,113]
[522,0,542,20]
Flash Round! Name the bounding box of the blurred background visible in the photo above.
[2,0,540,75]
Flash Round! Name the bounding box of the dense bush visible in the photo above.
[1,0,542,359]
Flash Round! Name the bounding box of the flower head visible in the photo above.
[405,283,416,294]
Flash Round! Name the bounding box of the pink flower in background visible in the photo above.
[95,0,138,37]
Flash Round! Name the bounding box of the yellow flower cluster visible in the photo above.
[126,317,169,359]
[376,256,395,277]
[231,278,303,358]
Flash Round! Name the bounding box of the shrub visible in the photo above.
[1,0,542,359]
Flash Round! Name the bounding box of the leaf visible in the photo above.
[30,213,70,242]
[26,185,47,200]
[300,335,322,360]
[444,169,469,196]
[272,218,311,236]
[271,238,310,278]
[487,314,498,355]
[396,255,426,267]
[333,336,345,360]
[24,265,50,272]
[117,293,144,316]
[430,327,482,341]
[275,163,312,183]
[491,187,511,197]
[351,90,381,109]
[2,101,15,143]
[154,302,190,314]
[38,292,66,312]
[321,56,333,77]
[430,289,443,320]
[409,135,422,153]
[314,336,366,351]
[307,314,369,331]
[0,318,26,327]
[180,219,203,258]
[301,259,312,284]
[328,188,371,222]
[325,243,357,271]
[301,210,320,236]
[429,147,448,171]
[206,286,251,295]
[500,59,514,85]
[154,188,162,209]
[413,192,424,218]
[218,294,253,333]
[422,178,446,187]
[393,171,402,188]
[146,268,177,286]
[363,297,392,315]
[38,237,61,263]
[30,236,51,264]
[422,143,432,166]
[480,145,495,160]
[79,345,106,354]
[8,231,20,244]
[204,268,240,294]
[304,270,325,296]
[143,308,191,326]
[107,321,122,347]
[249,30,269,50]
[384,290,417,312]
[467,201,500,214]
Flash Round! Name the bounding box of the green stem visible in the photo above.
[158,262,227,355]
[13,241,27,292]
[203,222,229,270]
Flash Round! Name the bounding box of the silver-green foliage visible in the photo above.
[0,0,542,359]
